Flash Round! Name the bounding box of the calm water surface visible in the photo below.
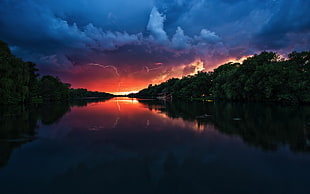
[1,97,310,194]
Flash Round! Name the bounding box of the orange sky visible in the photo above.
[60,56,250,95]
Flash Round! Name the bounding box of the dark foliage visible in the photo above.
[69,88,113,99]
[0,41,39,103]
[134,51,310,104]
[0,40,113,104]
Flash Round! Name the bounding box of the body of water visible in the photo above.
[1,97,310,194]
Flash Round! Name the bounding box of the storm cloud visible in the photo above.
[0,0,309,93]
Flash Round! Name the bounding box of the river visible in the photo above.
[1,97,310,193]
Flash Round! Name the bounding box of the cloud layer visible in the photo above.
[0,0,309,93]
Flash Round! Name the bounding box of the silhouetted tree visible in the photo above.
[135,51,310,104]
[38,75,69,101]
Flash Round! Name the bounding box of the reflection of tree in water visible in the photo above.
[0,102,70,168]
[212,103,310,152]
[0,98,113,168]
[139,100,310,152]
[37,102,70,125]
[0,105,37,168]
[140,100,212,122]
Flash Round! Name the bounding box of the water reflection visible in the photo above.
[0,98,114,168]
[140,100,310,152]
[1,99,309,168]
[0,102,71,168]
[0,106,36,168]
[0,98,310,194]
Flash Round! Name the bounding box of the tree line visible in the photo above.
[0,40,113,104]
[133,51,310,104]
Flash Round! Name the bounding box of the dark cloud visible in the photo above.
[252,0,310,51]
[0,0,309,92]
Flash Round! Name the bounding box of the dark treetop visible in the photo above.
[133,51,310,104]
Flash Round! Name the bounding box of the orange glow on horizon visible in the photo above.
[113,91,140,95]
[76,83,145,95]
[64,55,253,94]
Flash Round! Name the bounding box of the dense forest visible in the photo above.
[0,40,113,104]
[133,51,310,104]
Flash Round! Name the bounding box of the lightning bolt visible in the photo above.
[143,66,161,72]
[88,63,120,77]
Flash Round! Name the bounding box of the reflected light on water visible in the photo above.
[1,97,310,194]
[115,97,139,112]
[66,97,219,134]
[113,97,140,104]
[67,98,148,131]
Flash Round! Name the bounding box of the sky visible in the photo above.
[1,0,310,94]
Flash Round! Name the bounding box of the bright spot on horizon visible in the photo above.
[113,91,140,95]
[223,56,253,65]
[189,59,205,75]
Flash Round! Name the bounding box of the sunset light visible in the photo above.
[1,1,310,193]
[1,0,307,93]
[113,91,140,95]
[223,55,253,65]
[188,59,205,75]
